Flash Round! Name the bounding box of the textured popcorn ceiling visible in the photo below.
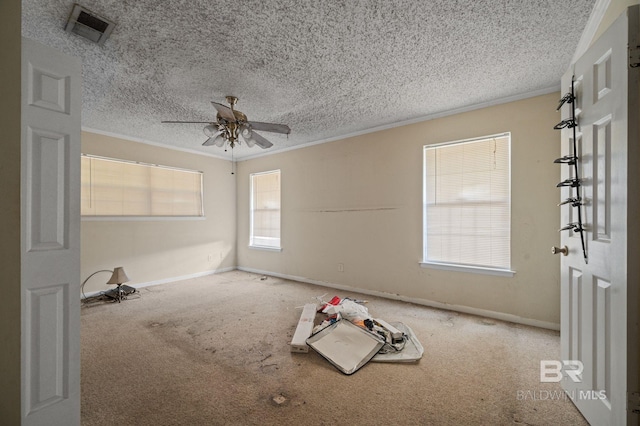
[22,0,596,160]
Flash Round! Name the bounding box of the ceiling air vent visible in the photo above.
[65,4,115,45]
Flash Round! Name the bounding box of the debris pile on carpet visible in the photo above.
[291,295,424,374]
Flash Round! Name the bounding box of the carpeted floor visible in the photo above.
[80,271,587,425]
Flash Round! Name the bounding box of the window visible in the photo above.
[250,170,281,249]
[422,133,512,275]
[81,155,204,217]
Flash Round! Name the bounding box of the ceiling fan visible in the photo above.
[162,96,290,150]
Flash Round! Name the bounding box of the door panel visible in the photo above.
[25,128,70,251]
[21,38,81,426]
[560,6,639,425]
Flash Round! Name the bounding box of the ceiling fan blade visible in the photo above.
[247,121,291,134]
[211,102,237,122]
[250,131,274,149]
[162,120,213,124]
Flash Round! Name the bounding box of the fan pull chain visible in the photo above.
[231,148,235,175]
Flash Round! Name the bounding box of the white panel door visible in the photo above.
[21,38,81,426]
[559,6,639,426]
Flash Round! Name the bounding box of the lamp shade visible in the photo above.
[241,127,256,147]
[203,124,218,138]
[107,267,130,285]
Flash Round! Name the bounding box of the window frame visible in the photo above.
[81,154,205,220]
[420,133,515,277]
[249,169,282,251]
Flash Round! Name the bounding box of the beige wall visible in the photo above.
[237,93,563,326]
[81,132,236,294]
[593,0,639,41]
[0,0,21,422]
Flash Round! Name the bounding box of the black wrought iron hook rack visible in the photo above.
[554,77,588,263]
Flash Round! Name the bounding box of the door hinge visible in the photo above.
[630,45,640,68]
[629,391,640,414]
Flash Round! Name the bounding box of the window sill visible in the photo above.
[420,261,515,277]
[82,216,205,221]
[249,245,282,252]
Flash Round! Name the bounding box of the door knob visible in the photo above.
[551,246,569,256]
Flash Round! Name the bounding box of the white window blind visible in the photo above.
[81,155,204,217]
[250,170,281,249]
[423,133,511,271]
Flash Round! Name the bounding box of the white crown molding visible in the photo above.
[82,126,229,160]
[85,85,561,164]
[239,85,560,162]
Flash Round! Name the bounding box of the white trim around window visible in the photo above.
[81,154,204,219]
[249,169,281,250]
[422,132,514,276]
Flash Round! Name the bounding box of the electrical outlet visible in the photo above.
[338,263,344,272]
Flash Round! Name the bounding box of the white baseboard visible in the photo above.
[81,267,235,299]
[238,266,560,331]
[86,264,561,331]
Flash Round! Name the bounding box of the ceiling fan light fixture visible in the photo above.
[203,124,218,137]
[164,97,288,152]
[241,126,256,147]
[214,135,226,147]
